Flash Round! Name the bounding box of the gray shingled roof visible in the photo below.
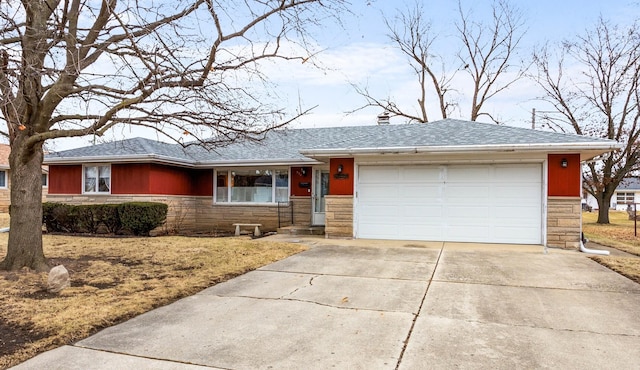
[46,137,194,162]
[618,177,640,190]
[45,119,618,165]
[304,119,612,150]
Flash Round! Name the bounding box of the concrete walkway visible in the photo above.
[13,238,640,369]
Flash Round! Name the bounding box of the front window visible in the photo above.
[42,173,48,187]
[215,168,289,203]
[0,170,5,188]
[84,165,111,193]
[616,192,634,204]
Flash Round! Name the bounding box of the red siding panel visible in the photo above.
[112,163,213,196]
[290,166,312,196]
[48,165,82,194]
[112,163,151,194]
[329,158,354,196]
[548,154,581,197]
[148,164,191,195]
[190,169,213,196]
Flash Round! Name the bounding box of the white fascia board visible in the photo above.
[300,141,622,158]
[44,155,323,168]
[43,154,195,167]
[194,159,323,168]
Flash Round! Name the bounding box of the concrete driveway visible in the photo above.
[13,238,640,369]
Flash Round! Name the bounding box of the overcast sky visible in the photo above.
[278,0,638,129]
[49,0,638,151]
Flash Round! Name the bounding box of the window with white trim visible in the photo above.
[84,165,111,193]
[0,170,5,188]
[42,173,48,187]
[215,168,289,203]
[616,192,634,204]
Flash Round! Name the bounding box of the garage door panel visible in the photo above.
[356,164,542,244]
[358,205,400,219]
[494,164,541,182]
[401,184,442,199]
[492,226,540,243]
[358,166,399,183]
[447,166,490,182]
[401,166,442,182]
[445,185,490,199]
[492,206,540,220]
[358,223,401,239]
[491,185,541,199]
[402,205,444,217]
[359,184,397,201]
[446,206,490,219]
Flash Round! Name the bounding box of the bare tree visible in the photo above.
[533,18,640,224]
[457,0,527,122]
[0,0,345,271]
[352,2,453,123]
[351,0,526,124]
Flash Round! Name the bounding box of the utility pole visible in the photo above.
[531,108,535,129]
[531,108,562,130]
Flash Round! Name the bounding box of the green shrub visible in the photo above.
[75,205,101,234]
[42,202,78,233]
[95,204,123,234]
[118,202,168,236]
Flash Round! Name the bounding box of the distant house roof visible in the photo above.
[617,177,640,190]
[44,119,621,167]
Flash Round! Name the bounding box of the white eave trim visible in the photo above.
[196,159,323,167]
[44,154,322,168]
[299,141,622,157]
[44,154,196,167]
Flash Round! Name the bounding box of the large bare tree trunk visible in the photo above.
[595,190,613,224]
[0,140,48,272]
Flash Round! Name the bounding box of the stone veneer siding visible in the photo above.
[46,194,312,234]
[547,196,582,250]
[325,195,353,238]
[46,194,202,233]
[193,198,308,232]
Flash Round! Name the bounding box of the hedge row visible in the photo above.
[42,202,168,236]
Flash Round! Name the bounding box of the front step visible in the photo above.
[277,225,325,236]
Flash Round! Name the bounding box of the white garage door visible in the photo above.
[356,164,542,244]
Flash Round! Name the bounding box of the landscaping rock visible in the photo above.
[47,265,71,293]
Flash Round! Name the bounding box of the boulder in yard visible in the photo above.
[47,265,71,293]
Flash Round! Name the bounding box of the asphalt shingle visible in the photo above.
[45,119,616,165]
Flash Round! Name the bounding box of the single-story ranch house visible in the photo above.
[44,119,619,249]
[584,176,640,211]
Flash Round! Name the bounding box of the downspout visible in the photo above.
[579,232,610,255]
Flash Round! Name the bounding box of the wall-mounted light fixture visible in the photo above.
[561,158,568,168]
[334,163,348,179]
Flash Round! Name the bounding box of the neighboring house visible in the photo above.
[43,119,619,250]
[584,177,640,211]
[613,177,640,210]
[0,144,49,212]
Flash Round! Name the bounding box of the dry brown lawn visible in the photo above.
[583,210,640,284]
[0,213,306,369]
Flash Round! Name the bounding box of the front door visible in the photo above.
[312,169,330,225]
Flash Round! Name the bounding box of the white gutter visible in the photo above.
[44,154,322,168]
[45,140,620,167]
[195,158,323,167]
[44,154,196,167]
[300,141,622,157]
